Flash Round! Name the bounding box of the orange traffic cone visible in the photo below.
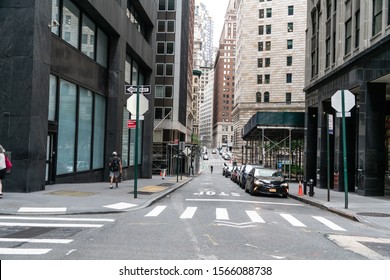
[298,181,303,196]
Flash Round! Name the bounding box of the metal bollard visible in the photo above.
[308,179,315,197]
[303,179,307,195]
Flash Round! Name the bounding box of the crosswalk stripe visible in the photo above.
[0,248,52,255]
[0,238,73,244]
[145,206,167,217]
[0,216,114,222]
[180,207,197,219]
[0,222,103,228]
[245,210,265,223]
[280,213,306,227]
[216,208,229,220]
[312,216,346,231]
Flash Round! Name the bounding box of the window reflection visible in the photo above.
[62,0,79,48]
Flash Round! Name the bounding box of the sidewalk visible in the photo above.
[0,175,193,215]
[288,182,390,230]
[0,176,389,231]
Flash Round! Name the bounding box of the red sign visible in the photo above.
[127,120,136,129]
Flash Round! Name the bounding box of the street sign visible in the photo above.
[125,85,151,95]
[331,90,355,112]
[126,94,149,115]
[127,120,136,129]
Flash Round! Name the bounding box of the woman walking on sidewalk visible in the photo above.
[0,145,7,199]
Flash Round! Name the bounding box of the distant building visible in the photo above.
[232,0,307,164]
[305,0,390,196]
[213,0,236,151]
[152,0,195,174]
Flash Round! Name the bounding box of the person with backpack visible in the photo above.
[109,151,122,189]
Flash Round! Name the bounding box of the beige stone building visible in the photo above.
[232,0,307,164]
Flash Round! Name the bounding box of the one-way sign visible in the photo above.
[125,85,151,94]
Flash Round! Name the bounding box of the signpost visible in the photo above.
[331,89,355,209]
[126,85,150,198]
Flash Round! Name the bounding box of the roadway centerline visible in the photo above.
[186,198,304,206]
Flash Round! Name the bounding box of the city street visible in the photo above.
[1,153,389,260]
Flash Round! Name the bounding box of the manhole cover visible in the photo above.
[357,212,390,217]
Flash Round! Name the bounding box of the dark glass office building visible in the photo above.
[305,0,390,196]
[0,0,157,192]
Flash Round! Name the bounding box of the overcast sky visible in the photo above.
[201,0,230,47]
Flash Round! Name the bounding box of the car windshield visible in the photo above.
[254,168,281,177]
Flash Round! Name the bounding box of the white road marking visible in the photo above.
[280,213,306,227]
[0,216,114,222]
[245,210,265,223]
[180,207,197,219]
[328,235,390,260]
[0,238,73,244]
[312,216,346,231]
[103,202,138,210]
[18,207,67,213]
[0,222,103,228]
[216,208,229,220]
[145,205,167,217]
[0,248,51,255]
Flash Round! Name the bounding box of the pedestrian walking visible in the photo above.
[0,145,9,199]
[109,151,122,189]
[160,162,167,180]
[210,165,213,174]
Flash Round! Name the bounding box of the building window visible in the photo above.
[287,56,292,66]
[156,64,164,76]
[259,9,264,19]
[287,39,293,49]
[257,58,263,68]
[157,20,165,32]
[257,75,263,84]
[259,25,264,35]
[265,41,271,50]
[81,15,95,59]
[167,20,175,32]
[345,18,352,55]
[256,92,262,103]
[48,75,57,122]
[286,92,292,104]
[93,94,106,169]
[62,0,80,48]
[326,38,331,68]
[288,5,294,15]
[265,57,270,67]
[373,0,383,36]
[166,42,174,54]
[266,24,272,34]
[155,107,163,119]
[164,107,172,119]
[77,87,93,172]
[355,9,360,48]
[165,85,173,98]
[258,42,264,51]
[266,8,272,18]
[165,64,174,76]
[159,0,175,11]
[287,22,293,32]
[96,28,108,67]
[264,92,270,102]
[51,0,60,35]
[286,73,292,83]
[155,85,164,98]
[264,74,270,84]
[157,42,165,54]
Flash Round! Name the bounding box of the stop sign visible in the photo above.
[331,90,355,112]
[126,94,149,115]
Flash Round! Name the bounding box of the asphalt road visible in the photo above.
[1,154,390,260]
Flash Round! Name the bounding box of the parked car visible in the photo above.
[212,149,217,154]
[245,167,289,198]
[231,165,241,182]
[224,165,233,178]
[239,164,262,189]
[203,154,209,160]
[222,162,228,176]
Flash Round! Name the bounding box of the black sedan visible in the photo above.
[245,167,289,198]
